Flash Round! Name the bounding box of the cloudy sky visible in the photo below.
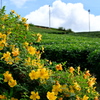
[2,0,100,32]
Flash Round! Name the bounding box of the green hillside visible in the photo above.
[30,24,100,38]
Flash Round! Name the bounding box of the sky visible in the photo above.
[1,0,100,32]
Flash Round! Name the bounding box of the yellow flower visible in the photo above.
[49,61,52,65]
[87,88,90,93]
[30,91,40,100]
[69,85,74,93]
[0,95,7,99]
[37,33,42,37]
[29,70,39,80]
[6,59,13,65]
[36,50,40,55]
[1,51,11,59]
[0,32,3,38]
[2,34,7,40]
[36,37,42,42]
[8,79,17,87]
[52,83,62,95]
[0,41,5,50]
[76,95,80,100]
[3,71,13,82]
[37,63,44,69]
[1,51,13,64]
[88,80,94,87]
[12,48,20,56]
[61,84,69,92]
[16,14,20,19]
[27,46,36,55]
[14,57,20,62]
[0,39,7,47]
[82,95,89,100]
[7,31,12,35]
[36,34,42,42]
[31,59,37,66]
[69,67,75,73]
[24,24,29,30]
[83,70,92,79]
[11,97,18,100]
[77,66,80,75]
[37,68,50,80]
[85,70,91,76]
[56,64,63,71]
[47,92,57,100]
[22,17,27,23]
[1,25,5,29]
[42,46,44,53]
[25,57,31,66]
[83,74,87,79]
[0,33,7,49]
[94,96,99,100]
[4,14,8,20]
[0,32,6,39]
[88,77,96,87]
[23,42,29,47]
[11,10,16,13]
[73,82,81,91]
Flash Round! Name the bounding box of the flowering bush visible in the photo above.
[0,6,99,100]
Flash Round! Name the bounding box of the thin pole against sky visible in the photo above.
[88,9,90,32]
[49,5,51,28]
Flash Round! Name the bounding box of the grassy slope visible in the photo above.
[30,25,100,50]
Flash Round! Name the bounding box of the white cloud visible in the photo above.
[10,0,29,8]
[25,0,100,32]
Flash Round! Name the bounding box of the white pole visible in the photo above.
[49,5,50,28]
[88,9,90,32]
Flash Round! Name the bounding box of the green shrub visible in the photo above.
[0,6,99,100]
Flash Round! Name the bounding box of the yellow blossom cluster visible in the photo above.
[49,66,100,100]
[3,71,17,87]
[0,95,18,100]
[0,32,7,50]
[27,46,36,55]
[0,95,7,99]
[32,33,42,42]
[1,46,20,64]
[23,41,42,57]
[29,68,50,80]
[1,51,14,64]
[88,77,96,87]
